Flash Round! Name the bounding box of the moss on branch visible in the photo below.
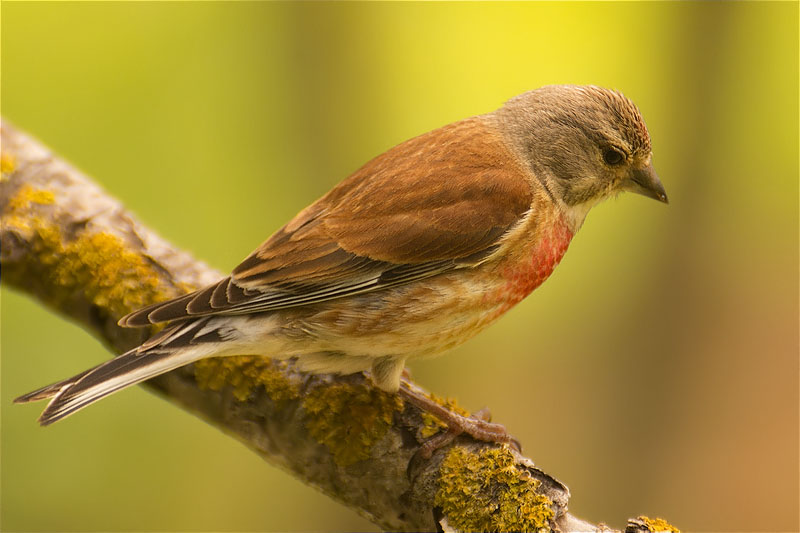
[436,445,555,532]
[2,184,175,320]
[194,355,301,406]
[303,381,403,466]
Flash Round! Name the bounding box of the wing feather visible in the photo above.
[119,116,533,328]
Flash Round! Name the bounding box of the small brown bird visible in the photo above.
[16,85,667,441]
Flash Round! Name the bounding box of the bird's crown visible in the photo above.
[504,84,651,156]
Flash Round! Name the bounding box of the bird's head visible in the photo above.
[494,85,667,229]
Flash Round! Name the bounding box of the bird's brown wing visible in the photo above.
[120,116,533,327]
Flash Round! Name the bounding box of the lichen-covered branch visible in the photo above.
[0,120,677,533]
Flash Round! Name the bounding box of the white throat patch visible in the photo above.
[561,196,604,233]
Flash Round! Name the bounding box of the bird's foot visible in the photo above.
[398,380,521,459]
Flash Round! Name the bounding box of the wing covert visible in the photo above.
[119,116,533,328]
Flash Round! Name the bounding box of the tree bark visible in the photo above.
[1,120,676,533]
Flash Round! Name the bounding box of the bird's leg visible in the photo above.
[398,379,521,458]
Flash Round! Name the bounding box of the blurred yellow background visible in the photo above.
[2,2,797,532]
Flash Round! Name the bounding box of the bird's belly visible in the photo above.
[280,275,503,360]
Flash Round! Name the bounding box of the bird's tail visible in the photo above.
[13,369,94,404]
[14,319,221,425]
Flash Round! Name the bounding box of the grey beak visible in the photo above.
[622,163,668,204]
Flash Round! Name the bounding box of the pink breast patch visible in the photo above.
[492,218,573,313]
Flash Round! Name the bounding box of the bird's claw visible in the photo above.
[417,407,522,459]
[398,381,522,458]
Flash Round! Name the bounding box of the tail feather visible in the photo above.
[34,346,208,426]
[13,369,93,403]
[17,318,224,426]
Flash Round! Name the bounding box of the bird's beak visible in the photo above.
[621,162,668,204]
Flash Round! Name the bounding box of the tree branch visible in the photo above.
[0,120,677,533]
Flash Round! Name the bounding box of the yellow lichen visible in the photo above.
[3,186,173,318]
[639,516,680,533]
[31,224,169,317]
[420,411,446,439]
[303,382,403,466]
[1,152,16,177]
[419,393,472,439]
[6,184,54,211]
[194,355,299,405]
[436,446,554,532]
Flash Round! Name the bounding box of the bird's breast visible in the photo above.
[485,211,573,315]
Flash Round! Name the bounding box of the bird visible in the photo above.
[16,85,667,443]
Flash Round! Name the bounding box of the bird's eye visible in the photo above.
[603,148,625,166]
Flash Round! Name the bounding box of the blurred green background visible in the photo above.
[1,2,797,532]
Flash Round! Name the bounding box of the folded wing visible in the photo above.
[120,117,533,328]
